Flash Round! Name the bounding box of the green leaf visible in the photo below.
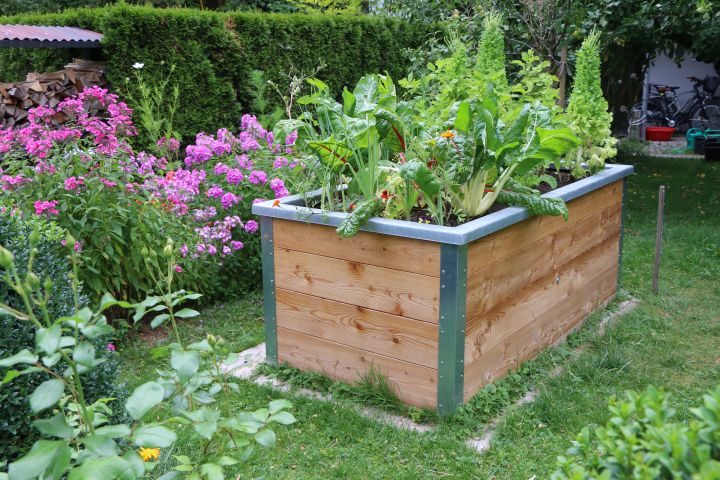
[150,313,170,329]
[30,379,65,413]
[132,425,177,448]
[497,191,569,220]
[8,440,67,480]
[36,325,62,355]
[125,382,165,420]
[171,350,200,382]
[336,197,383,238]
[2,369,21,385]
[254,428,276,448]
[199,463,223,480]
[95,424,132,438]
[537,127,581,155]
[33,413,73,439]
[67,456,135,480]
[174,308,200,319]
[268,411,296,425]
[72,341,96,368]
[341,87,356,116]
[83,435,119,457]
[307,139,352,171]
[0,349,38,367]
[268,399,293,414]
[454,100,471,132]
[217,456,238,466]
[99,293,132,312]
[398,160,441,197]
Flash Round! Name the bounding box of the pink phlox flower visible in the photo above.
[248,170,268,185]
[34,200,59,217]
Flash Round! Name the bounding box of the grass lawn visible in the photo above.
[119,155,720,479]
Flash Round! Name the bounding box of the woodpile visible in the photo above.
[0,59,107,129]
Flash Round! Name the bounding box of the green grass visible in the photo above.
[119,155,720,479]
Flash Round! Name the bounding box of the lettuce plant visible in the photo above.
[564,31,617,177]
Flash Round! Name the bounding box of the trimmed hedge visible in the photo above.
[0,5,432,142]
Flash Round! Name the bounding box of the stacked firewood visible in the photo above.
[0,59,107,129]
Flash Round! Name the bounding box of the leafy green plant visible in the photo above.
[552,385,720,479]
[564,30,617,177]
[0,216,125,461]
[475,10,508,94]
[0,234,295,479]
[247,69,284,128]
[122,62,181,153]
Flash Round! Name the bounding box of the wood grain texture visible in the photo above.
[276,289,438,369]
[463,264,618,401]
[273,219,441,277]
[466,202,621,319]
[277,327,437,408]
[274,248,440,323]
[465,233,620,364]
[467,180,623,276]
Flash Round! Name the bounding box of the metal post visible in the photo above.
[260,217,278,364]
[617,177,628,288]
[652,186,666,294]
[437,243,467,415]
[640,62,650,141]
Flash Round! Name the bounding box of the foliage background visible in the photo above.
[0,5,432,142]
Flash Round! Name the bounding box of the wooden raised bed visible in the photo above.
[252,164,634,414]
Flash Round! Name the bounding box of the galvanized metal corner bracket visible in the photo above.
[437,243,468,415]
[260,216,278,365]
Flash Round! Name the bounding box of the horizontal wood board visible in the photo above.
[276,289,438,369]
[467,180,622,275]
[274,247,440,323]
[277,327,438,408]
[463,264,617,400]
[273,219,441,277]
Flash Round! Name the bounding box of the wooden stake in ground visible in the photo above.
[652,186,666,294]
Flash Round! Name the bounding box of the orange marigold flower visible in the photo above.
[272,199,281,207]
[139,447,160,462]
[440,130,455,139]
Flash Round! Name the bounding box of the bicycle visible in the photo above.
[629,75,720,133]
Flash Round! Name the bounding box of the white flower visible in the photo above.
[132,62,145,70]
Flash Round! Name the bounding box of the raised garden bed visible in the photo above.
[252,164,634,414]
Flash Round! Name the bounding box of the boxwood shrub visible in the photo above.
[0,5,433,144]
[0,215,126,461]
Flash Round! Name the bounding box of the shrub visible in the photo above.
[0,214,125,461]
[552,385,720,479]
[0,5,432,147]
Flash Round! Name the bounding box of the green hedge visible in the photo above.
[0,5,432,141]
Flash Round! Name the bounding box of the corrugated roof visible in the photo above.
[0,25,103,48]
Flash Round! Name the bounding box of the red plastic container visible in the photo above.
[646,126,676,141]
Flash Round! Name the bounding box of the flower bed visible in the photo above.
[0,88,303,302]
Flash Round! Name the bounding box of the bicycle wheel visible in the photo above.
[689,101,720,130]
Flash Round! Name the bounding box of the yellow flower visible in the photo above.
[440,130,455,139]
[139,447,160,462]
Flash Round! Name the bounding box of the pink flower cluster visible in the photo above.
[0,86,136,160]
[34,200,59,216]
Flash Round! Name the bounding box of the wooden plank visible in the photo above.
[273,219,441,277]
[276,289,438,369]
[274,248,440,323]
[277,327,437,408]
[465,233,620,363]
[466,202,621,318]
[463,265,617,401]
[467,180,623,275]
